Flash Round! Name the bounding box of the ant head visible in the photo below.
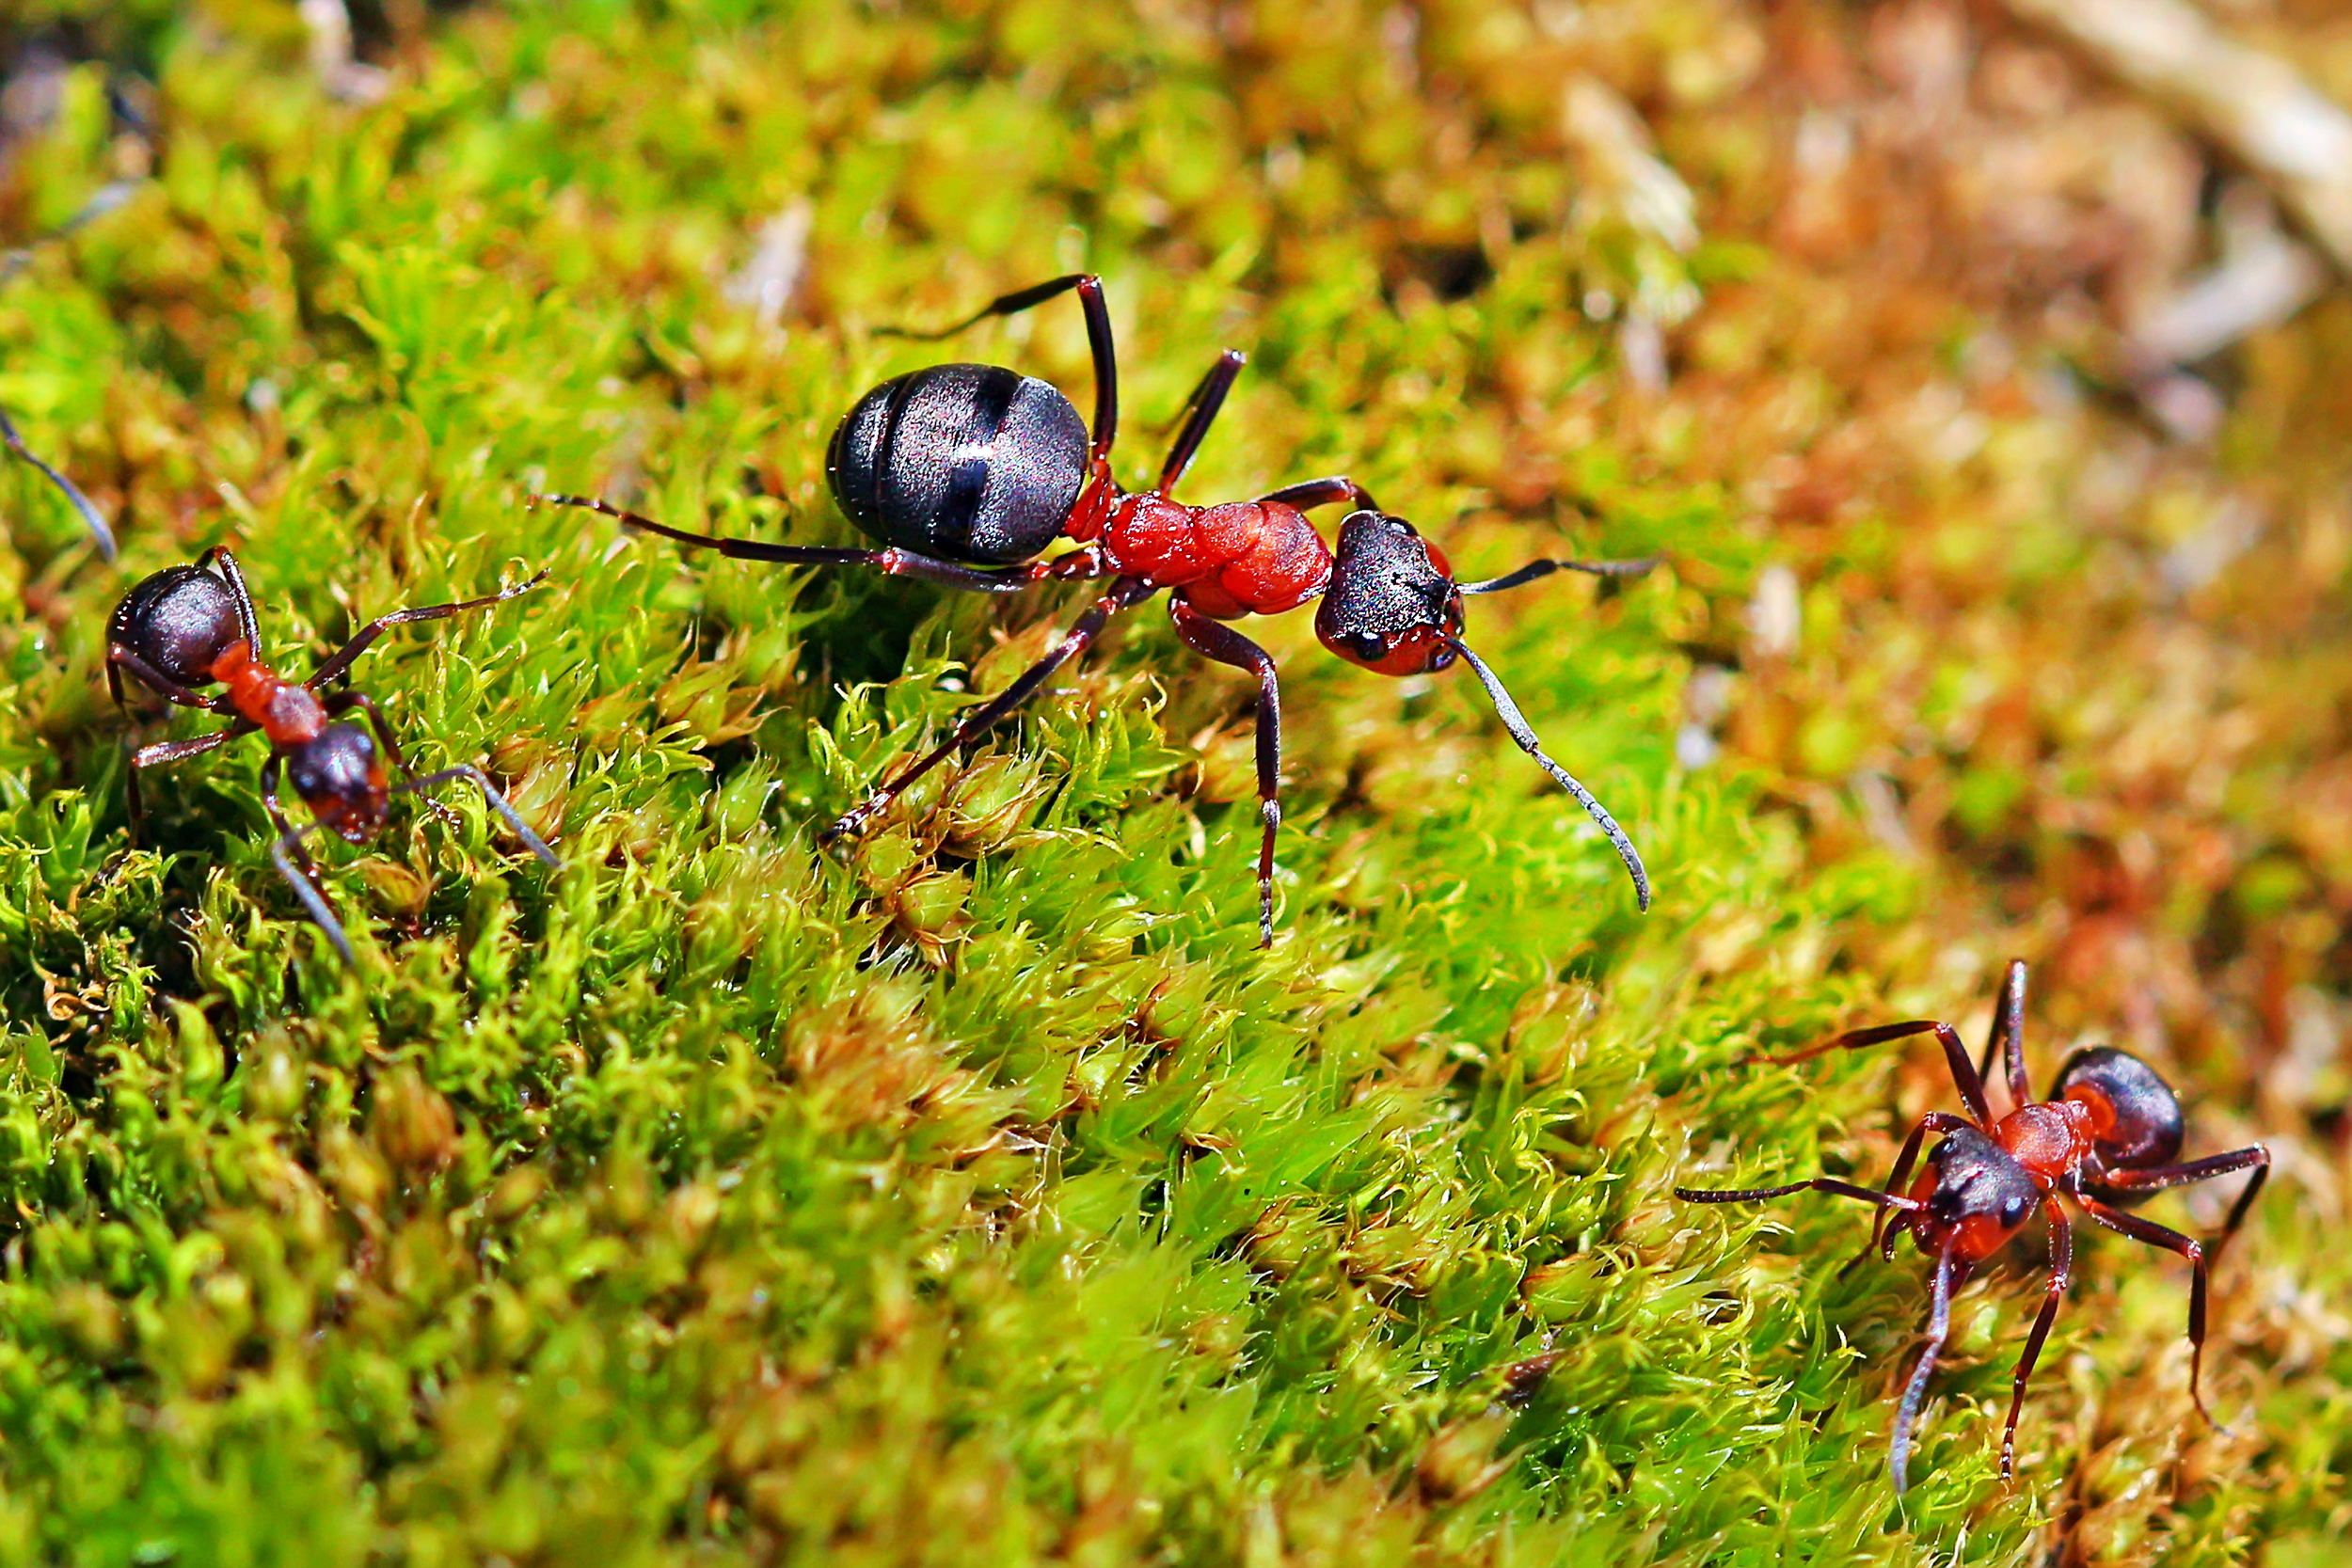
[1908,1126,2040,1261]
[288,722,389,844]
[112,565,245,688]
[1314,511,1464,675]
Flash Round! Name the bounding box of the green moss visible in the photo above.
[0,0,2344,1562]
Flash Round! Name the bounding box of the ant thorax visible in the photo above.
[1992,1099,2096,1179]
[212,641,329,744]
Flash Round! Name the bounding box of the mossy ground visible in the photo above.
[0,2,2345,1563]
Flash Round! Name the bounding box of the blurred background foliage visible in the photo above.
[0,0,2344,1561]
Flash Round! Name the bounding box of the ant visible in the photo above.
[106,546,560,967]
[1677,960,2268,1494]
[537,274,1658,944]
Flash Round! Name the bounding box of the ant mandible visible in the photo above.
[106,546,561,967]
[536,274,1657,944]
[1677,959,2268,1493]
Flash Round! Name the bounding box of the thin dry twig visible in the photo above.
[2003,0,2352,275]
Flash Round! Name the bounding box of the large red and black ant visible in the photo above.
[537,274,1657,943]
[1677,960,2268,1493]
[106,546,560,966]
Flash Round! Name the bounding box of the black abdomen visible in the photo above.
[2054,1046,2185,1172]
[112,566,242,685]
[826,363,1089,564]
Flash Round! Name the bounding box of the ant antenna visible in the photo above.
[390,764,563,867]
[0,405,114,561]
[1459,556,1661,596]
[1890,1237,1962,1495]
[269,820,353,966]
[1446,636,1651,911]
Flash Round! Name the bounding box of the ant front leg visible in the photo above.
[1154,350,1246,499]
[1750,1018,1996,1130]
[534,496,1107,594]
[879,274,1120,460]
[821,576,1157,845]
[1169,596,1285,947]
[306,568,551,689]
[1996,1196,2074,1481]
[126,724,249,846]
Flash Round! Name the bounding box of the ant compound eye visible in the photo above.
[1349,630,1390,661]
[1999,1192,2033,1228]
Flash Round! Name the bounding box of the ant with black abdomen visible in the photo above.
[106,546,560,967]
[537,274,1660,944]
[1677,959,2268,1493]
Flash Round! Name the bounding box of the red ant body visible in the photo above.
[539,275,1657,943]
[106,546,560,966]
[1677,960,2268,1493]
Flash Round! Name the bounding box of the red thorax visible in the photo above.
[212,641,327,745]
[1066,476,1335,620]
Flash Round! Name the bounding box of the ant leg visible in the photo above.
[109,646,229,713]
[305,569,551,689]
[1444,636,1649,911]
[2092,1145,2270,1260]
[533,496,1105,593]
[1169,597,1284,947]
[390,766,563,868]
[1457,555,1661,596]
[1153,350,1246,499]
[127,725,248,846]
[877,274,1118,458]
[1891,1242,1968,1495]
[821,576,1157,845]
[0,404,114,562]
[1748,1019,1996,1131]
[262,757,354,968]
[1847,1112,1976,1275]
[1675,1175,1924,1214]
[2072,1190,2235,1427]
[1976,958,2029,1109]
[1252,475,1383,515]
[1997,1196,2074,1481]
[194,546,263,651]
